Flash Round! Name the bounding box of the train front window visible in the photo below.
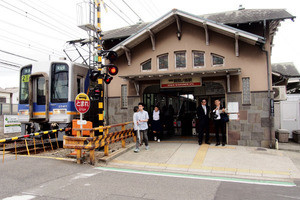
[20,66,32,104]
[51,63,69,103]
[37,77,45,105]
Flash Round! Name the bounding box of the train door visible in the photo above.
[28,73,49,122]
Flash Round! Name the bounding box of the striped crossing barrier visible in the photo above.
[63,122,134,165]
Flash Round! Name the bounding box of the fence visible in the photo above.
[0,103,18,115]
[63,121,135,165]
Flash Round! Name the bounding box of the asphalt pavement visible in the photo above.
[1,155,300,200]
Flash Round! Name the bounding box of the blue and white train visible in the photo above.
[18,59,91,138]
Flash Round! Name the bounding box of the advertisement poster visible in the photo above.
[4,115,21,134]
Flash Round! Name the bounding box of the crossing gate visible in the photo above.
[63,122,135,165]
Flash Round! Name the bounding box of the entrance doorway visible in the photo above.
[143,81,225,138]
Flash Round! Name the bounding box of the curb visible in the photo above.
[98,143,135,163]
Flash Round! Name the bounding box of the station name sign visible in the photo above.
[160,77,202,88]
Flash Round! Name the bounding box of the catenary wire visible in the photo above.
[104,2,132,25]
[108,0,135,24]
[121,0,144,22]
[0,49,37,62]
[19,0,86,37]
[0,1,79,39]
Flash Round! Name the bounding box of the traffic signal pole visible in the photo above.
[96,0,104,136]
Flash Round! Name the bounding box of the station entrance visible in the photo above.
[143,82,226,139]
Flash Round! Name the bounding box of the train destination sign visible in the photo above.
[160,77,202,88]
[75,93,90,114]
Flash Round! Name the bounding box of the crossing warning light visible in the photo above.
[89,70,100,82]
[108,65,118,76]
[103,74,113,84]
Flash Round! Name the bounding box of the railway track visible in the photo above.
[1,135,61,159]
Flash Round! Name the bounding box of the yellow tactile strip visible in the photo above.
[111,145,291,177]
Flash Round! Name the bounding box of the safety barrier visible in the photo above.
[63,122,135,165]
[1,128,68,163]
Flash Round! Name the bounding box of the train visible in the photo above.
[18,59,92,139]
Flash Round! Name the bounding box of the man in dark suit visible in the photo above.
[196,99,210,145]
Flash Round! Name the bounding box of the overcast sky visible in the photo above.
[0,0,299,88]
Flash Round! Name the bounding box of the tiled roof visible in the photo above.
[102,9,295,40]
[272,62,300,77]
[102,22,150,40]
[199,9,295,24]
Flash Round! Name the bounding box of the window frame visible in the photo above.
[121,84,128,109]
[51,63,69,103]
[157,53,169,71]
[192,50,205,68]
[141,59,152,72]
[19,65,32,104]
[211,53,225,67]
[242,77,251,105]
[175,51,187,69]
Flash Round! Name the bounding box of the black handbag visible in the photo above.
[221,113,229,123]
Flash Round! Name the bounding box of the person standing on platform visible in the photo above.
[213,99,226,146]
[196,99,210,145]
[151,106,162,142]
[137,102,149,150]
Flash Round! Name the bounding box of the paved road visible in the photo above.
[1,155,300,200]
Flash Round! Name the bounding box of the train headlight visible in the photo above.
[53,109,67,115]
[19,110,29,115]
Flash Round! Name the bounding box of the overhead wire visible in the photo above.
[0,59,22,66]
[0,61,21,69]
[0,19,66,42]
[19,0,85,37]
[148,0,162,16]
[0,29,63,55]
[0,49,37,62]
[138,0,158,18]
[121,0,144,22]
[103,2,132,25]
[108,0,135,24]
[0,0,79,39]
[0,65,20,71]
[1,36,64,57]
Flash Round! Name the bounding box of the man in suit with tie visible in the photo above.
[196,99,210,145]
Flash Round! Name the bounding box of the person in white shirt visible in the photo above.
[213,99,226,146]
[133,106,141,152]
[151,106,162,142]
[135,102,149,152]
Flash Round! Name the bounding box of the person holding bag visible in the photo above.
[212,99,227,146]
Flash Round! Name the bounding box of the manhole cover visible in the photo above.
[256,147,267,151]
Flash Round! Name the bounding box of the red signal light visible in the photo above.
[108,65,118,76]
[104,74,113,84]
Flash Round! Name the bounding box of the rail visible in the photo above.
[63,121,135,165]
[1,128,68,163]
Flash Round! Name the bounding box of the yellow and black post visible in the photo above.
[96,0,104,136]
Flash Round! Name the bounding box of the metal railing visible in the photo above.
[63,121,135,165]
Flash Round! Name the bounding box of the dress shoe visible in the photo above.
[215,142,220,146]
[222,143,226,146]
[205,142,211,145]
[198,142,202,145]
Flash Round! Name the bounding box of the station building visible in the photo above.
[102,8,295,147]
